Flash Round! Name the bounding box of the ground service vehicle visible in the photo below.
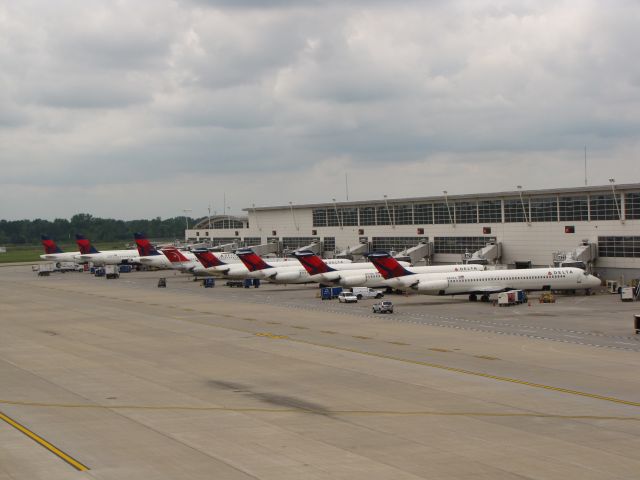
[351,287,384,299]
[105,265,120,279]
[372,301,394,313]
[338,292,358,303]
[321,287,343,300]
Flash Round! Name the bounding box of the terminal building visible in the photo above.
[186,183,640,279]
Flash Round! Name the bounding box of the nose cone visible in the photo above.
[587,275,601,288]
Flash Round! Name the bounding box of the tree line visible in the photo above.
[0,214,199,245]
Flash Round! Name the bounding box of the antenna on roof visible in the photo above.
[345,172,349,201]
[584,145,587,186]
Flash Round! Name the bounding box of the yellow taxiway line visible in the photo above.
[0,410,89,471]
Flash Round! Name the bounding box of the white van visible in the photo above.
[351,287,384,300]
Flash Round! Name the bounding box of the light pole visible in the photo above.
[609,178,624,223]
[517,186,530,225]
[252,203,262,232]
[443,190,454,226]
[183,208,192,230]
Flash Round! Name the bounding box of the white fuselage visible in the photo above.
[79,250,140,266]
[312,263,483,287]
[40,252,81,263]
[385,267,601,295]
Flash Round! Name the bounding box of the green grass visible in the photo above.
[0,243,131,264]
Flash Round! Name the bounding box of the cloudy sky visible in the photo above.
[1,0,639,220]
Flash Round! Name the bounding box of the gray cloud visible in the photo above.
[0,0,639,220]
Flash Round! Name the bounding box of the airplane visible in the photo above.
[75,234,141,266]
[190,249,250,278]
[133,233,173,269]
[292,250,483,288]
[234,248,351,284]
[160,247,202,272]
[39,235,82,263]
[367,251,601,301]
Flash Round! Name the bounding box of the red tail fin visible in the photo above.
[367,251,413,279]
[41,235,62,254]
[193,249,225,268]
[235,249,272,271]
[162,248,190,264]
[292,250,334,275]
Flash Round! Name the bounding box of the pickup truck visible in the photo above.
[372,301,394,314]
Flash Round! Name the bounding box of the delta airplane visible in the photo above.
[75,234,141,266]
[160,247,203,272]
[39,235,84,263]
[234,248,351,283]
[292,250,483,288]
[367,251,601,301]
[190,249,255,278]
[133,233,173,269]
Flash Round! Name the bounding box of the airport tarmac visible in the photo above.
[1,265,640,479]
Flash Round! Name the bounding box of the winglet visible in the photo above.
[366,251,413,279]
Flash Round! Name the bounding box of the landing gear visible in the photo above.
[481,294,490,302]
[469,294,478,302]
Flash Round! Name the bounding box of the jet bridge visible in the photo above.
[336,242,369,260]
[244,241,280,257]
[553,240,598,271]
[396,241,433,265]
[210,242,241,252]
[462,242,502,265]
[288,241,322,256]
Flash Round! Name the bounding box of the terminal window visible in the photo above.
[359,206,376,226]
[559,196,588,221]
[598,236,640,257]
[625,192,640,220]
[504,198,529,223]
[455,201,478,224]
[590,194,621,221]
[323,237,336,252]
[341,208,358,226]
[312,209,327,227]
[282,237,320,251]
[530,197,558,222]
[243,237,261,246]
[376,206,391,225]
[413,203,433,224]
[433,203,453,224]
[478,200,502,223]
[394,204,413,225]
[434,236,496,254]
[372,237,427,252]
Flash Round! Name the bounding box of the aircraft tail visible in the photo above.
[291,250,335,275]
[234,248,273,271]
[161,247,191,264]
[75,234,99,254]
[41,235,63,254]
[134,232,161,256]
[192,249,226,268]
[366,251,414,279]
